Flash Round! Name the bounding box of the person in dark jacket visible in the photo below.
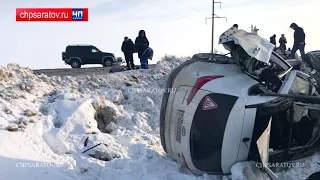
[289,23,306,59]
[270,34,276,46]
[279,34,287,53]
[121,37,135,70]
[232,24,238,29]
[135,30,150,69]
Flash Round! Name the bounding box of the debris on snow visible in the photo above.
[4,107,12,114]
[80,167,89,173]
[231,162,267,180]
[83,134,127,161]
[7,124,19,132]
[0,67,9,82]
[18,117,28,125]
[24,109,36,117]
[19,83,26,90]
[94,105,119,133]
[109,65,127,73]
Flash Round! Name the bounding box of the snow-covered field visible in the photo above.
[0,57,319,180]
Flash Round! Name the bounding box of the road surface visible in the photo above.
[32,64,156,77]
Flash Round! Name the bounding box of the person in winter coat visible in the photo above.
[289,22,306,59]
[121,37,136,70]
[279,34,287,53]
[232,24,238,29]
[270,34,276,46]
[135,30,150,69]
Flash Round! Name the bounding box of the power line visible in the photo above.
[140,0,212,29]
[175,0,209,16]
[142,0,192,20]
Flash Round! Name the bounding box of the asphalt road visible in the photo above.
[32,64,156,77]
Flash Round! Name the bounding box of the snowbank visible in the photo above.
[0,57,319,180]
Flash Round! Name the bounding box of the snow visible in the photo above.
[0,59,319,180]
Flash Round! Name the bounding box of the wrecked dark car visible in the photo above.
[159,28,320,178]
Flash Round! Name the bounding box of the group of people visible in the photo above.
[269,23,306,60]
[121,30,153,70]
[233,23,306,61]
[122,23,305,70]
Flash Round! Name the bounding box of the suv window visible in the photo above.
[67,46,83,53]
[91,48,99,53]
[66,46,74,53]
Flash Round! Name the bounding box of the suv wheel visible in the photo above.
[103,58,113,67]
[70,59,81,68]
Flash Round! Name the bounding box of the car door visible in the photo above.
[79,46,91,64]
[256,117,279,179]
[82,46,100,64]
[278,70,320,154]
[89,47,102,64]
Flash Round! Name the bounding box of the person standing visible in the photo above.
[270,34,276,46]
[279,34,287,53]
[135,30,150,69]
[289,23,306,59]
[121,37,135,70]
[232,24,238,29]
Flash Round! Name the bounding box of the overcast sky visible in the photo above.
[0,0,319,69]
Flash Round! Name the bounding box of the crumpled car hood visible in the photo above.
[219,27,275,64]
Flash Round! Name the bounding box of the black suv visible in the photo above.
[62,45,121,68]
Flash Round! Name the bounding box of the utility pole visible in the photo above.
[211,1,215,54]
[205,1,227,53]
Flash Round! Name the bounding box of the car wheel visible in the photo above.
[70,59,81,68]
[103,58,113,67]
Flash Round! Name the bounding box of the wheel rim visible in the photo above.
[105,60,111,66]
[72,61,79,67]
